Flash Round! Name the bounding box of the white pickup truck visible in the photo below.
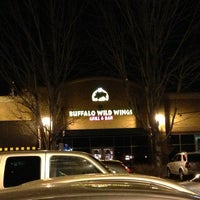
[0,150,110,189]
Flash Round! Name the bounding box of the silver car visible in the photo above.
[0,174,199,200]
[0,150,110,189]
[167,152,200,181]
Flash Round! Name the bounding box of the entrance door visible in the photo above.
[91,148,114,160]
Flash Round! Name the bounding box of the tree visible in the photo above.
[91,0,200,174]
[0,0,86,149]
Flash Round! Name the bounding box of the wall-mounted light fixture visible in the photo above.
[155,114,165,131]
[41,117,52,149]
[42,117,51,128]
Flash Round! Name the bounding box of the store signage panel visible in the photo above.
[69,109,133,121]
[68,87,133,121]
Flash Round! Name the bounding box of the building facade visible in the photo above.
[0,77,199,164]
[165,92,200,157]
[61,77,149,164]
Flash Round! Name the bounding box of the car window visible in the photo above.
[172,155,179,161]
[183,155,186,161]
[178,155,182,161]
[4,156,41,188]
[50,156,102,177]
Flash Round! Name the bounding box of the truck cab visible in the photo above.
[0,150,109,189]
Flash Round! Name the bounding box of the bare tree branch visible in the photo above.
[0,0,86,149]
[91,0,200,172]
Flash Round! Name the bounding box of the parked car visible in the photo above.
[101,160,132,173]
[180,174,200,195]
[0,173,199,200]
[167,152,200,181]
[0,150,110,189]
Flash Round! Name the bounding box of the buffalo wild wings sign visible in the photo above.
[68,87,133,121]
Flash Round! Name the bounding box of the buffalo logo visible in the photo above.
[92,87,109,102]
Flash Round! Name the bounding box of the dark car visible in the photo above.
[0,174,199,200]
[101,160,132,173]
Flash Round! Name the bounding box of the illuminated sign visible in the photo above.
[69,88,133,121]
[89,115,113,121]
[69,109,132,117]
[92,88,109,102]
[69,109,133,121]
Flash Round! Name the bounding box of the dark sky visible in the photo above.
[0,80,8,95]
[0,0,119,95]
[0,0,199,95]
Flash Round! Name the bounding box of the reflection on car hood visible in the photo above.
[0,174,200,200]
[11,173,199,194]
[180,177,200,195]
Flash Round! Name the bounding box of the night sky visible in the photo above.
[0,0,199,95]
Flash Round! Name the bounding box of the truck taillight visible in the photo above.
[185,162,190,169]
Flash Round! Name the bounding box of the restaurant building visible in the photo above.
[63,77,149,163]
[0,77,199,164]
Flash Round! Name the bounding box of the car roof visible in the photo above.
[0,150,92,156]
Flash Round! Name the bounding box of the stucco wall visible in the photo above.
[166,93,200,134]
[0,96,31,121]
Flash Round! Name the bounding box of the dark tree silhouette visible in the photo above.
[90,0,200,174]
[0,0,87,149]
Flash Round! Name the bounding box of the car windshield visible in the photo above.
[188,154,200,162]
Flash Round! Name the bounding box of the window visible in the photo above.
[172,155,180,162]
[50,156,102,177]
[4,156,41,188]
[177,155,181,161]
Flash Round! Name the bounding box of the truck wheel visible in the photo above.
[167,168,171,178]
[179,169,184,181]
